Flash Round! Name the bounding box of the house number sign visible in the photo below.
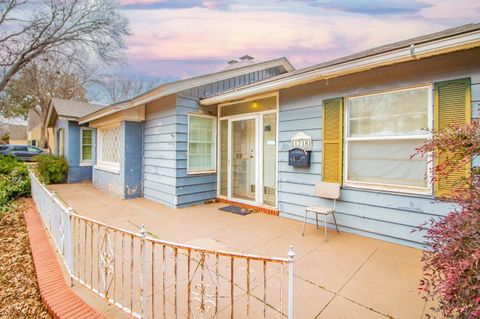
[291,132,312,151]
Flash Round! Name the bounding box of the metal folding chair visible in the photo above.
[301,182,340,241]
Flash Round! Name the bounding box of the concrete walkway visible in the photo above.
[50,182,433,319]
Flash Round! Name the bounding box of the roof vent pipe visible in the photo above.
[239,55,254,61]
[409,44,416,58]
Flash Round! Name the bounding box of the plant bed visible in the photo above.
[0,199,50,318]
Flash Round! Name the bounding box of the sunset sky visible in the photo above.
[119,0,479,80]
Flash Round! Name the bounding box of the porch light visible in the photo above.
[252,101,258,108]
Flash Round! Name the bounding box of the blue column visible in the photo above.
[122,121,143,199]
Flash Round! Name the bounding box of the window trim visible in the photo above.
[343,84,434,195]
[187,113,217,175]
[95,124,120,173]
[57,128,65,157]
[80,127,93,166]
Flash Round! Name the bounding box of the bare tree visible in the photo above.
[0,0,129,92]
[0,55,97,147]
[99,70,162,103]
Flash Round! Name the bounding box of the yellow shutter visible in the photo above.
[322,98,343,183]
[434,78,471,197]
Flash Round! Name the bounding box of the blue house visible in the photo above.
[45,98,106,183]
[78,24,480,248]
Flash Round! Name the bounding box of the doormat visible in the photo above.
[219,205,253,216]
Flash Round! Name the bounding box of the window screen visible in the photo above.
[346,87,431,192]
[188,115,216,173]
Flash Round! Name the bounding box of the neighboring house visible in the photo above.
[77,24,480,248]
[7,124,28,145]
[28,108,54,150]
[27,109,42,147]
[45,98,106,183]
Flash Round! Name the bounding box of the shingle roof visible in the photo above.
[27,109,42,131]
[300,22,480,73]
[201,22,480,104]
[8,124,27,140]
[0,123,8,136]
[50,98,106,118]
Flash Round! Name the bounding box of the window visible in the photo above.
[187,114,216,174]
[57,129,64,156]
[27,146,42,153]
[80,128,93,164]
[97,126,120,172]
[14,146,28,151]
[345,86,431,193]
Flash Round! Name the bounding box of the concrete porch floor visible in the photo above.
[49,182,433,319]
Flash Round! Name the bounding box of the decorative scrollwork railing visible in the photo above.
[30,171,295,319]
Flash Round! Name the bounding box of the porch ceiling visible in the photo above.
[49,182,432,319]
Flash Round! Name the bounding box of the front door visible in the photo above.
[231,117,257,201]
[219,112,277,207]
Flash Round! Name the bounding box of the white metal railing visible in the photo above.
[30,171,74,276]
[29,172,295,319]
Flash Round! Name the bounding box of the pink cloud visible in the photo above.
[119,2,478,78]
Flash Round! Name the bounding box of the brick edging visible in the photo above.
[24,199,104,319]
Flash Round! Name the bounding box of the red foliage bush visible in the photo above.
[415,120,480,318]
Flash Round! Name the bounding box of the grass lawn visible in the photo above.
[0,198,50,318]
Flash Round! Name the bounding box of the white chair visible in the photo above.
[302,182,340,241]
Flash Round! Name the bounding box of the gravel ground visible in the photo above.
[0,199,50,318]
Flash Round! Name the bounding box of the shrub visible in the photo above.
[0,156,30,210]
[415,121,480,318]
[33,154,68,184]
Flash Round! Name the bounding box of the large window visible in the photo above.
[80,128,93,164]
[97,126,120,172]
[345,86,431,193]
[187,114,216,174]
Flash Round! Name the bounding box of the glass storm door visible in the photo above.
[231,117,257,201]
[218,110,277,206]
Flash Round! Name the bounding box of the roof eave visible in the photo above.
[58,115,79,121]
[44,100,56,128]
[79,57,294,124]
[200,29,480,105]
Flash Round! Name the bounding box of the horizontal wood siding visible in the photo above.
[277,50,480,248]
[180,66,284,99]
[143,95,179,207]
[174,95,217,207]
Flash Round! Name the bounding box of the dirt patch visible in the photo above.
[0,199,50,318]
